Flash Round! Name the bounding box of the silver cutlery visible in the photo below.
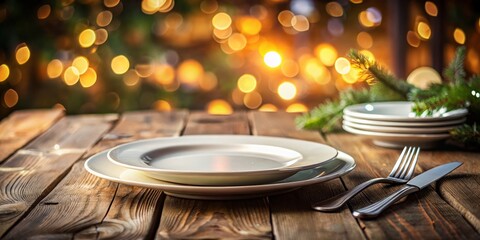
[353,161,462,218]
[312,146,420,212]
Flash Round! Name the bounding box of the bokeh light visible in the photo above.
[356,32,373,49]
[314,43,338,66]
[228,33,247,51]
[177,59,204,87]
[407,31,421,47]
[153,100,172,111]
[123,70,140,86]
[47,59,63,79]
[207,99,233,114]
[281,59,300,77]
[104,0,120,8]
[237,74,257,93]
[111,55,130,75]
[15,44,30,65]
[4,89,18,108]
[237,17,262,35]
[286,103,308,112]
[278,81,297,100]
[0,64,10,82]
[278,10,294,27]
[326,2,343,17]
[37,4,51,20]
[259,103,278,112]
[291,15,310,32]
[72,56,89,74]
[264,51,282,68]
[63,66,80,85]
[243,91,262,109]
[417,22,431,40]
[79,68,97,88]
[212,12,232,30]
[96,11,113,27]
[335,57,351,74]
[78,29,96,48]
[425,1,438,17]
[453,28,466,44]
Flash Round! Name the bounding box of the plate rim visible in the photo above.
[342,124,451,139]
[106,135,339,175]
[84,150,356,196]
[342,120,459,133]
[343,101,468,122]
[343,115,466,127]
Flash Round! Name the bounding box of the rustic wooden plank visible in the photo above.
[157,112,272,239]
[0,109,64,163]
[0,114,116,238]
[3,111,187,239]
[414,149,480,232]
[250,111,366,239]
[327,134,480,239]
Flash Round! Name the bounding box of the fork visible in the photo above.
[312,146,420,212]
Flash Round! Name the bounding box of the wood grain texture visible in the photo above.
[158,112,273,239]
[250,111,366,240]
[0,114,116,238]
[0,109,64,163]
[414,149,480,232]
[3,110,188,240]
[327,133,480,239]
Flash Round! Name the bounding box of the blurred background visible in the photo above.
[0,0,479,118]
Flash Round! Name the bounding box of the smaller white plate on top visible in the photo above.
[344,102,468,122]
[342,125,450,149]
[343,115,466,127]
[85,150,356,200]
[342,120,460,134]
[107,135,338,186]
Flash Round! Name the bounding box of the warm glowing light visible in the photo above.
[153,64,175,85]
[212,12,232,30]
[141,0,168,14]
[281,59,299,77]
[453,28,466,44]
[425,1,438,17]
[4,89,18,108]
[291,15,309,32]
[406,66,442,89]
[80,68,97,88]
[243,91,262,109]
[407,31,421,47]
[37,4,51,20]
[158,0,174,13]
[231,88,244,106]
[366,7,382,25]
[79,29,96,48]
[326,2,343,17]
[123,70,140,86]
[277,81,297,100]
[237,74,257,93]
[96,10,113,27]
[417,22,431,40]
[207,99,233,115]
[104,0,120,8]
[63,66,80,85]
[177,59,204,87]
[356,32,373,49]
[72,56,89,74]
[278,10,294,27]
[47,59,63,79]
[227,33,247,51]
[335,57,351,74]
[264,51,282,68]
[350,0,363,3]
[259,104,278,112]
[15,44,30,65]
[213,27,232,40]
[359,50,375,62]
[153,100,172,111]
[200,72,218,91]
[111,55,130,74]
[303,58,331,84]
[358,11,374,28]
[342,67,361,84]
[237,17,262,35]
[314,43,338,66]
[0,64,10,82]
[286,103,308,113]
[95,28,109,45]
[135,63,153,78]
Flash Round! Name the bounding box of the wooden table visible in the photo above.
[0,109,479,239]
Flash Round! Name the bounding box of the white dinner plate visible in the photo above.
[344,102,468,122]
[85,150,356,200]
[342,120,460,134]
[342,125,451,149]
[107,135,338,186]
[343,115,466,127]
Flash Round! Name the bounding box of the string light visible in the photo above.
[111,55,130,75]
[264,51,282,68]
[0,64,10,82]
[15,44,30,65]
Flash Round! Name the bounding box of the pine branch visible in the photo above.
[444,46,466,84]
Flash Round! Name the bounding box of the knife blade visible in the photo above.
[352,161,462,218]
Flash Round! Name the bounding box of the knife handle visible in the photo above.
[352,185,419,218]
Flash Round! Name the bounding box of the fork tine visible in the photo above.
[389,146,408,176]
[392,146,413,178]
[397,147,414,178]
[404,147,420,179]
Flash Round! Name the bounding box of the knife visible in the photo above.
[352,161,462,218]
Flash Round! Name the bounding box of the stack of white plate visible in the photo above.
[342,101,468,148]
[85,135,356,200]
